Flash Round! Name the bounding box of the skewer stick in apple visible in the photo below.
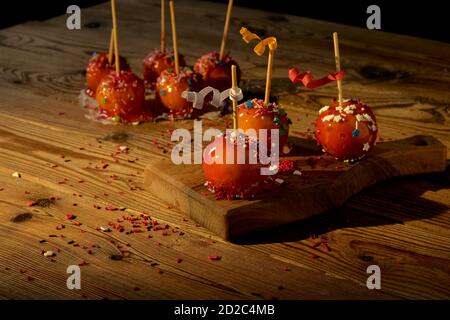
[219,0,234,60]
[169,0,180,75]
[231,64,238,131]
[333,32,343,106]
[108,28,114,64]
[111,0,120,74]
[264,49,275,104]
[161,0,166,51]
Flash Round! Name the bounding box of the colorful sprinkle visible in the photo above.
[352,129,360,137]
[208,255,222,261]
[66,213,76,220]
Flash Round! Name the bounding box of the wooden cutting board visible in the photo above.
[144,135,447,240]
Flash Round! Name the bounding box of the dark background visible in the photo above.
[1,0,448,43]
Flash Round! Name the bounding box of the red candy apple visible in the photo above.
[155,66,200,119]
[85,52,130,97]
[203,133,266,199]
[194,51,240,92]
[315,99,378,161]
[237,98,291,152]
[142,49,186,89]
[95,70,146,123]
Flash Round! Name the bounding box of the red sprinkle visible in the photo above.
[208,255,222,261]
[66,214,76,220]
[321,242,331,252]
[278,160,295,173]
[26,200,36,207]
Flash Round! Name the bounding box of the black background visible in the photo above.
[0,0,448,43]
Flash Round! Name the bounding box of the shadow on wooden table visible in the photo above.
[234,164,450,245]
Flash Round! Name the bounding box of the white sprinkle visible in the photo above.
[12,172,21,178]
[43,251,55,257]
[343,104,356,114]
[321,114,335,122]
[363,113,374,123]
[100,226,111,232]
[356,114,367,122]
[275,178,284,184]
[293,170,302,176]
[371,124,377,131]
[118,145,128,152]
[318,106,329,115]
[333,115,343,122]
[335,106,343,112]
[363,143,370,152]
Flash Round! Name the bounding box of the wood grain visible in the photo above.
[0,0,449,300]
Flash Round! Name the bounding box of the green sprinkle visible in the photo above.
[101,98,107,105]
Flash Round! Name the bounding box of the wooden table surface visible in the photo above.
[0,0,449,300]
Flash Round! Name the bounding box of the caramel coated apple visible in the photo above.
[86,52,130,97]
[194,51,240,92]
[203,133,266,199]
[315,99,378,160]
[143,49,186,89]
[155,67,200,119]
[237,98,291,151]
[95,70,146,123]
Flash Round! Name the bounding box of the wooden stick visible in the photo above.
[169,0,179,75]
[231,64,238,131]
[108,28,114,64]
[111,0,120,74]
[264,49,275,104]
[333,32,343,106]
[161,0,166,51]
[219,0,233,60]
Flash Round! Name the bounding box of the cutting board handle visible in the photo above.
[329,135,447,207]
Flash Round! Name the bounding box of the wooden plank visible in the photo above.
[144,135,446,240]
[0,171,389,300]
